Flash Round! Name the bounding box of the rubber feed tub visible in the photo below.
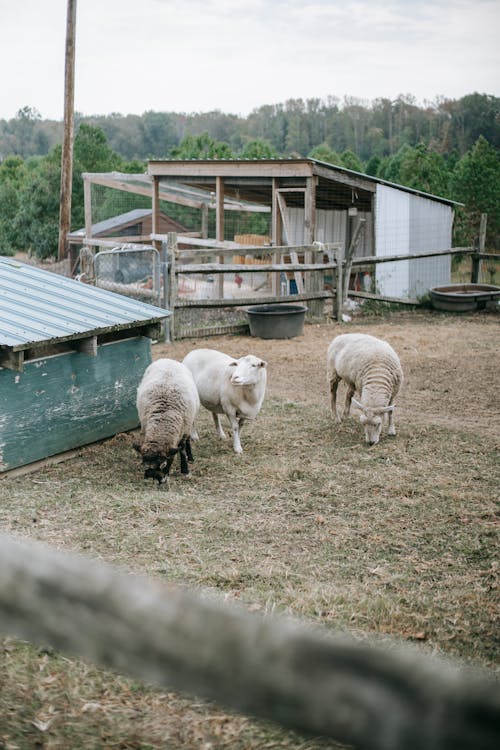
[429,283,500,312]
[247,304,308,339]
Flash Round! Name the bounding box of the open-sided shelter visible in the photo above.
[147,159,459,300]
[0,256,170,473]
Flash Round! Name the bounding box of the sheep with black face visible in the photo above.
[135,358,200,484]
[182,348,267,454]
[327,333,403,446]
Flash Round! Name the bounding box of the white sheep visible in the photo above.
[135,358,200,484]
[326,333,403,445]
[182,348,267,454]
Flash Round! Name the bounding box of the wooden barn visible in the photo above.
[0,256,170,474]
[68,208,189,248]
[146,159,459,300]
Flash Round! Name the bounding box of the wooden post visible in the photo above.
[152,177,160,251]
[305,177,321,317]
[271,178,281,295]
[335,248,343,322]
[167,232,177,341]
[216,176,224,299]
[201,203,209,239]
[58,0,77,262]
[2,533,498,750]
[471,213,487,283]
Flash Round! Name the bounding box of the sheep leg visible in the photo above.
[387,400,396,436]
[343,384,355,420]
[228,414,243,454]
[212,413,227,439]
[178,441,190,475]
[329,375,341,421]
[185,436,194,463]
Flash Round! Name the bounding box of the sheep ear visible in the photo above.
[351,397,364,411]
[381,405,396,413]
[259,359,267,368]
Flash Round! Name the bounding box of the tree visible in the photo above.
[14,153,62,258]
[239,139,279,159]
[340,150,365,173]
[170,133,233,159]
[398,144,450,196]
[308,143,342,166]
[0,156,26,255]
[450,136,500,248]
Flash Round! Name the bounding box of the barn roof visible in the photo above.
[67,208,188,240]
[147,158,461,209]
[0,256,170,352]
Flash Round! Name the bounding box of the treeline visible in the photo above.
[0,92,498,258]
[1,93,499,162]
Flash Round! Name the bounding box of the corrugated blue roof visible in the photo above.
[0,256,170,350]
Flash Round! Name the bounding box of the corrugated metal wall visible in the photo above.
[408,195,452,298]
[375,185,411,298]
[375,185,452,299]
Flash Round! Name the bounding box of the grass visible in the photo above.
[0,313,499,749]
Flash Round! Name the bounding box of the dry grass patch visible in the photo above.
[0,311,499,749]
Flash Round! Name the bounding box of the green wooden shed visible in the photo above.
[0,256,170,474]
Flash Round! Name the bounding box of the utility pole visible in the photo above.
[58,0,77,262]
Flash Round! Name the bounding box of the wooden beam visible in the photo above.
[174,291,333,309]
[75,336,97,357]
[147,160,315,179]
[58,0,77,261]
[0,349,24,372]
[216,176,224,299]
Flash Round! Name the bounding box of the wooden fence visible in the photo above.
[1,532,498,749]
[75,235,497,341]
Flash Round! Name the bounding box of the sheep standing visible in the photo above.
[182,348,267,454]
[326,333,403,445]
[135,358,200,484]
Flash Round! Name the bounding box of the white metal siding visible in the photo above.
[408,196,452,297]
[375,185,410,297]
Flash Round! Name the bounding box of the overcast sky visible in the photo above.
[2,0,499,121]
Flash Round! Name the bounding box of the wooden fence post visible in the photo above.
[471,213,488,283]
[167,232,177,341]
[0,533,498,750]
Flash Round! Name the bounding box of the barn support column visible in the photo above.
[216,176,224,299]
[271,178,282,295]
[152,177,161,252]
[305,176,322,317]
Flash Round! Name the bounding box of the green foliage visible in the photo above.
[0,156,26,255]
[398,143,450,196]
[308,143,342,166]
[450,136,500,248]
[14,153,61,258]
[170,133,234,159]
[340,149,364,172]
[239,139,279,159]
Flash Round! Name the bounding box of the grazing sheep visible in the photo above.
[182,348,267,454]
[135,358,200,484]
[326,333,403,445]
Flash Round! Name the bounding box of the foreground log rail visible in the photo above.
[0,533,498,750]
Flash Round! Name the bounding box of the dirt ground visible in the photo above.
[155,309,500,441]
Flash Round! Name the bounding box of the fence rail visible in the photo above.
[1,533,498,750]
[76,235,497,340]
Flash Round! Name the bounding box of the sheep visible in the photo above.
[135,358,200,484]
[326,333,403,445]
[182,348,267,454]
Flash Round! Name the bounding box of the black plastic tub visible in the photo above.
[429,283,500,312]
[246,304,308,339]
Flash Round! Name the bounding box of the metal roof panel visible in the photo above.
[0,256,170,350]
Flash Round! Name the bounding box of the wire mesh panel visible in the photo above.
[94,246,162,306]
